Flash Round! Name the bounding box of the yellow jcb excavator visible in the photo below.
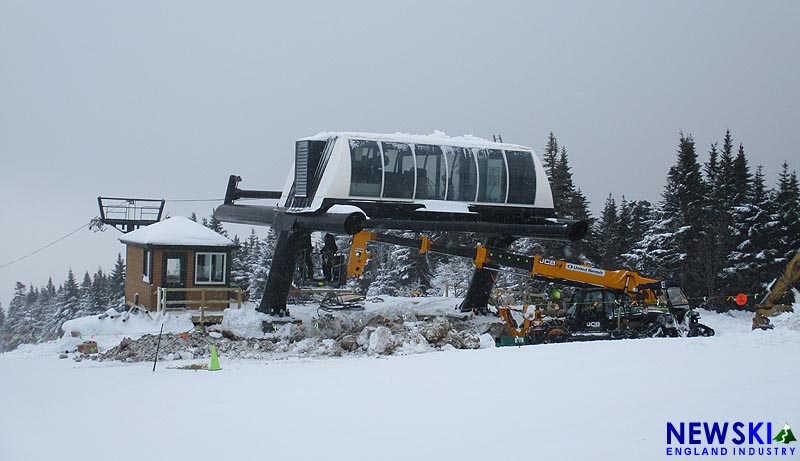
[752,252,800,330]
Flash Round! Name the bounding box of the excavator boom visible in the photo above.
[753,252,800,330]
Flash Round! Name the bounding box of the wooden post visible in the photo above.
[237,288,242,309]
[201,289,206,325]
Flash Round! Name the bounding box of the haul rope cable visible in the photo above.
[0,196,262,270]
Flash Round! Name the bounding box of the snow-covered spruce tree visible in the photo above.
[205,212,228,237]
[78,271,93,317]
[724,165,778,294]
[91,267,109,313]
[541,137,593,262]
[246,229,277,303]
[366,237,400,297]
[390,232,432,296]
[592,195,621,268]
[428,256,475,297]
[1,282,28,349]
[626,134,708,298]
[543,132,559,179]
[627,200,653,252]
[52,270,81,335]
[0,303,5,327]
[422,231,481,296]
[699,132,752,298]
[109,253,126,308]
[665,133,710,298]
[773,162,800,271]
[44,277,56,301]
[229,235,247,291]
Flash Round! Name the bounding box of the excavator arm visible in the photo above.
[348,230,663,301]
[753,252,800,330]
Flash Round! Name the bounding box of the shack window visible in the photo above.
[381,142,415,199]
[445,146,477,202]
[349,139,382,197]
[505,150,537,204]
[142,250,151,283]
[413,144,446,200]
[195,252,226,284]
[476,149,507,203]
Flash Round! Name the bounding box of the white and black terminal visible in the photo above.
[214,132,588,316]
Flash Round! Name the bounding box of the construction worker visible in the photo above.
[299,233,314,281]
[322,233,338,282]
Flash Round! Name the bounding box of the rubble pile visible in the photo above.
[92,314,491,363]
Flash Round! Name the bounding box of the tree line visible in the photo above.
[0,254,126,351]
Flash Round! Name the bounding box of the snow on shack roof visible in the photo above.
[298,130,533,151]
[119,216,235,248]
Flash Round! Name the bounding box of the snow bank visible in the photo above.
[11,309,194,357]
[2,307,798,461]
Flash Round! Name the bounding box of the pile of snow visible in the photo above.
[12,308,194,357]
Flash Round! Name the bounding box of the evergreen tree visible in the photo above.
[724,165,777,294]
[44,277,56,301]
[391,232,432,295]
[367,234,402,296]
[731,143,751,207]
[702,133,752,296]
[91,267,109,312]
[7,282,27,329]
[543,132,559,179]
[540,136,594,261]
[666,133,710,297]
[593,195,620,268]
[247,229,277,302]
[79,271,93,316]
[189,212,198,222]
[704,142,719,186]
[109,253,126,306]
[53,270,81,330]
[627,134,709,298]
[206,213,228,236]
[229,235,247,290]
[0,303,5,327]
[774,162,800,269]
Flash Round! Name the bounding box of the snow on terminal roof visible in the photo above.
[299,130,534,152]
[118,216,235,248]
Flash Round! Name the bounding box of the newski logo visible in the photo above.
[666,421,796,457]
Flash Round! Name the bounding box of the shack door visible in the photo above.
[163,252,187,309]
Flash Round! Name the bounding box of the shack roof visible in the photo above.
[118,216,235,248]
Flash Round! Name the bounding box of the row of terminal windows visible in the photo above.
[349,140,537,204]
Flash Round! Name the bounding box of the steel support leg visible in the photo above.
[258,230,302,316]
[459,236,516,313]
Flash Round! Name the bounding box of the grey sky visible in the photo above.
[1,0,798,307]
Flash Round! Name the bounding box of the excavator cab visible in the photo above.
[566,289,618,333]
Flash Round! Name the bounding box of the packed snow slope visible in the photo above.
[1,304,799,461]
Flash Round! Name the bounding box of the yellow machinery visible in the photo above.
[346,230,705,342]
[348,230,669,302]
[753,252,800,330]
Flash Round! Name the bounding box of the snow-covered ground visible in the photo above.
[1,300,799,461]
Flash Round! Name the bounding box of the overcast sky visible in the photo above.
[1,0,798,307]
